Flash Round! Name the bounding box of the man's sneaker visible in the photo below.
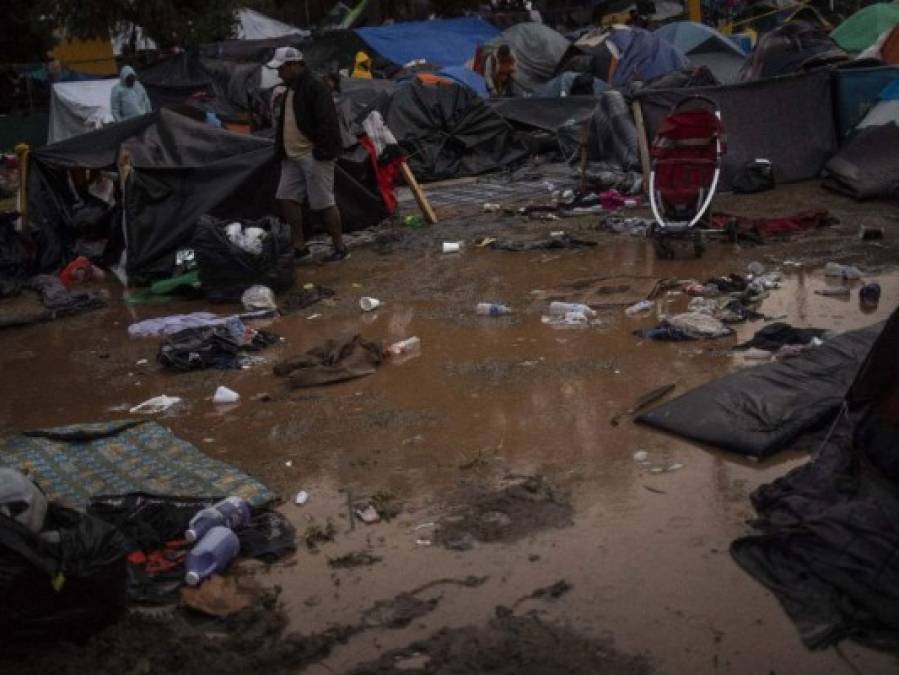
[325,246,350,263]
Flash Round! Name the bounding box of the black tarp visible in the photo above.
[636,70,838,191]
[488,97,597,133]
[731,308,899,650]
[374,80,530,181]
[822,122,899,200]
[738,21,847,82]
[636,320,883,458]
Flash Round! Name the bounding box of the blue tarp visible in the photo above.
[355,17,499,68]
[831,65,899,139]
[438,65,489,97]
[655,21,747,57]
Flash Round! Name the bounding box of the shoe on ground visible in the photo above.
[325,247,350,263]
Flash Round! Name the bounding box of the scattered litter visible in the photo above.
[180,574,253,617]
[306,313,321,320]
[203,437,214,443]
[360,296,382,312]
[815,286,850,298]
[251,392,272,402]
[860,282,881,307]
[859,226,884,241]
[541,312,591,328]
[416,539,433,546]
[224,222,267,256]
[625,299,654,316]
[633,450,649,463]
[483,202,501,212]
[285,460,293,468]
[742,347,773,360]
[783,260,803,268]
[747,261,765,276]
[476,302,511,316]
[403,214,425,228]
[356,505,381,524]
[328,551,382,568]
[136,358,149,366]
[295,491,309,505]
[129,395,182,414]
[644,485,667,494]
[388,336,421,356]
[415,522,436,530]
[213,386,240,404]
[824,262,861,280]
[548,301,596,318]
[241,285,277,312]
[649,463,684,474]
[442,242,461,253]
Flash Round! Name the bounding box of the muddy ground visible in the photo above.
[1,179,899,673]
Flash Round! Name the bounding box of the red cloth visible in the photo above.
[359,135,404,214]
[58,256,93,288]
[710,210,831,237]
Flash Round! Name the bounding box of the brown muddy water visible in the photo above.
[1,183,898,673]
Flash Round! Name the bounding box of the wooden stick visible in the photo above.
[632,100,652,196]
[400,161,437,225]
[14,143,29,230]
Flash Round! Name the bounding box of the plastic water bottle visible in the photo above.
[548,301,596,318]
[625,300,653,316]
[185,496,251,543]
[388,336,421,356]
[476,302,511,316]
[184,526,240,586]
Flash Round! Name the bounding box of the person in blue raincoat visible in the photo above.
[110,65,152,121]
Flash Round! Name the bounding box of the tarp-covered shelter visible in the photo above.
[832,2,899,53]
[355,17,500,68]
[27,108,388,278]
[485,23,571,94]
[48,80,117,144]
[656,21,747,83]
[637,70,838,191]
[822,121,899,199]
[373,80,529,181]
[739,21,847,81]
[730,308,899,650]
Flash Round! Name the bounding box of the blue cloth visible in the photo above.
[355,17,499,68]
[438,65,489,97]
[880,79,899,100]
[110,65,152,122]
[608,28,690,87]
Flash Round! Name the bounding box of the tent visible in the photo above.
[637,69,838,191]
[48,80,117,144]
[355,17,500,68]
[485,23,572,93]
[655,21,747,83]
[235,8,308,40]
[731,308,899,650]
[437,66,489,98]
[27,108,388,278]
[739,21,847,81]
[823,121,899,199]
[832,3,899,53]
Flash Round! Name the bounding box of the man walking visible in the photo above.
[267,47,348,262]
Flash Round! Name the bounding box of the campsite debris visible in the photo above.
[388,336,421,356]
[213,386,240,404]
[625,299,654,316]
[241,285,277,312]
[610,383,676,426]
[129,395,182,414]
[747,261,766,276]
[303,521,337,551]
[328,551,383,569]
[180,574,253,618]
[548,301,596,318]
[136,359,149,366]
[483,202,502,212]
[815,286,851,298]
[860,282,881,307]
[281,285,335,313]
[633,450,649,463]
[734,323,828,352]
[542,311,593,328]
[742,348,774,360]
[859,226,884,241]
[402,215,425,228]
[355,505,381,524]
[476,302,511,316]
[442,242,462,253]
[649,463,684,474]
[360,297,382,312]
[295,491,309,506]
[185,496,252,543]
[824,262,862,280]
[184,526,240,586]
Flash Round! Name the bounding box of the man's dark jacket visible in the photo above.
[276,70,342,161]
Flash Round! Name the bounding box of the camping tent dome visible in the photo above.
[486,23,571,93]
[656,21,747,83]
[832,3,899,52]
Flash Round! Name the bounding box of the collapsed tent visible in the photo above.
[655,21,747,84]
[636,320,883,458]
[485,23,571,94]
[822,121,899,199]
[374,80,529,181]
[637,69,838,190]
[739,21,848,81]
[832,3,899,53]
[731,307,899,650]
[27,108,388,277]
[355,17,500,68]
[48,80,117,144]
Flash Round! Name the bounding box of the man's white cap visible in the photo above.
[266,46,304,69]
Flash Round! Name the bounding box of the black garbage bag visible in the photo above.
[192,215,294,303]
[0,211,33,292]
[157,325,281,371]
[732,159,775,194]
[0,504,128,641]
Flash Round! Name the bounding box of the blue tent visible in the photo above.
[438,65,489,98]
[607,28,689,87]
[656,21,747,83]
[355,17,500,68]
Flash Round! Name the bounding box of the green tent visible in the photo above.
[832,3,899,52]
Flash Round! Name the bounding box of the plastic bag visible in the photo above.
[0,503,128,640]
[241,285,277,312]
[192,215,294,303]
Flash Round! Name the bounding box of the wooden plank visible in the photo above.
[631,100,652,195]
[400,161,438,224]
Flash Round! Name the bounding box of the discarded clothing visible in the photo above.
[637,321,882,458]
[731,309,899,649]
[128,312,244,339]
[735,322,828,352]
[27,274,105,314]
[489,235,597,252]
[0,420,275,509]
[710,210,833,242]
[634,322,694,341]
[603,217,651,236]
[688,296,765,324]
[666,311,733,339]
[705,273,748,293]
[157,325,280,371]
[280,284,335,313]
[274,334,384,388]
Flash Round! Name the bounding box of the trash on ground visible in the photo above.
[483,202,501,212]
[241,285,277,312]
[213,386,240,404]
[180,573,253,617]
[860,282,881,307]
[442,242,461,253]
[625,299,654,316]
[275,335,384,387]
[355,505,381,524]
[184,525,240,586]
[859,225,884,241]
[548,301,597,318]
[824,262,862,280]
[747,261,766,276]
[388,336,421,356]
[295,491,309,505]
[130,395,182,414]
[815,286,851,298]
[633,450,649,463]
[185,496,251,543]
[360,296,382,312]
[742,347,774,360]
[477,302,511,316]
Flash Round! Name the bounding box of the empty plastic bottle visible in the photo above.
[185,496,251,543]
[476,303,511,316]
[548,301,596,318]
[184,526,240,586]
[388,336,421,356]
[625,300,653,316]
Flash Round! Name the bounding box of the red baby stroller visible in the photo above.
[648,96,726,259]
